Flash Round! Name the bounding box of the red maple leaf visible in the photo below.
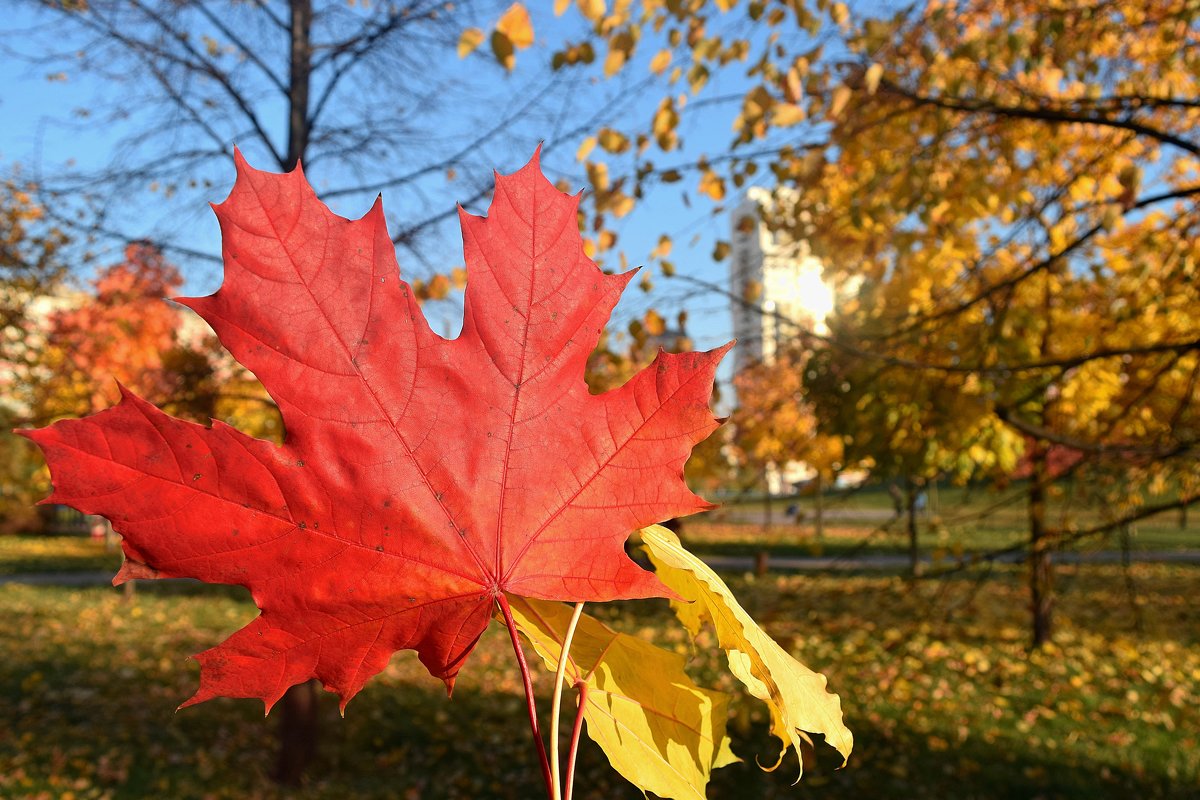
[21,151,728,710]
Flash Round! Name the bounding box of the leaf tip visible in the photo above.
[711,340,736,359]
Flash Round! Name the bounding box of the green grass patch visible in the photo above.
[687,482,1198,560]
[1,563,1196,798]
[0,535,123,576]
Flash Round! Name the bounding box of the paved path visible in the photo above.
[720,507,897,525]
[3,549,1198,586]
[1,571,123,586]
[702,549,1200,573]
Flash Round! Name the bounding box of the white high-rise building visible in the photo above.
[729,188,834,374]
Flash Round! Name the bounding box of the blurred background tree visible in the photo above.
[0,179,69,532]
[4,0,624,280]
[518,0,1200,647]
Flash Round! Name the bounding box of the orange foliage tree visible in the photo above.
[35,243,186,419]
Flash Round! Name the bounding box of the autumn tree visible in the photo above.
[32,243,191,420]
[805,341,1021,575]
[731,350,844,542]
[0,177,69,530]
[5,0,611,281]
[789,0,1200,646]
[483,0,1200,646]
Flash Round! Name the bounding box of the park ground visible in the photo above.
[1,493,1197,799]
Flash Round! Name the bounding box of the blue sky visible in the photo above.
[0,3,818,364]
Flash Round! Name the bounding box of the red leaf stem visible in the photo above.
[498,594,554,798]
[564,679,588,800]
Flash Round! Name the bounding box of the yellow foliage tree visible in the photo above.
[0,178,69,531]
[519,0,1200,645]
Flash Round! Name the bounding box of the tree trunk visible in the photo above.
[814,473,824,546]
[284,0,314,171]
[273,680,320,786]
[758,467,771,574]
[1028,444,1053,649]
[905,477,921,577]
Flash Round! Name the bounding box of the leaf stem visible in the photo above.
[497,593,555,799]
[564,680,588,800]
[550,601,585,800]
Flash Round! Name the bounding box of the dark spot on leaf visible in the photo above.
[192,473,201,481]
[298,522,307,529]
[383,500,391,508]
[296,460,305,467]
[375,545,384,552]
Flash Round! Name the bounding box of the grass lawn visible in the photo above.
[1,562,1196,799]
[688,482,1198,561]
[0,536,123,576]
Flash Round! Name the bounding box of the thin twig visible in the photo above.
[497,594,554,799]
[549,602,585,800]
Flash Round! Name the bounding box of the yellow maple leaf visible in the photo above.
[642,525,854,775]
[507,596,739,800]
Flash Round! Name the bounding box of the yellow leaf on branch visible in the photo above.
[641,525,854,775]
[699,169,726,201]
[507,596,739,800]
[597,127,630,153]
[497,3,534,49]
[770,103,806,127]
[577,0,606,22]
[457,27,485,58]
[650,49,672,75]
[491,29,516,71]
[829,85,852,117]
[864,62,883,94]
